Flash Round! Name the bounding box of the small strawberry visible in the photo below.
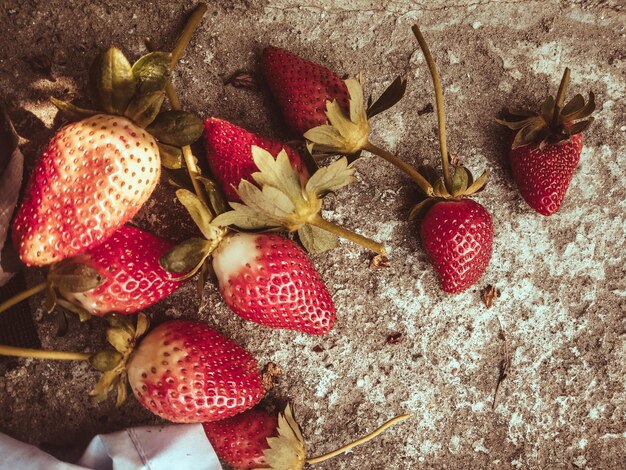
[261,46,350,136]
[407,26,493,293]
[203,408,277,469]
[497,68,595,215]
[0,225,183,319]
[203,404,411,470]
[211,232,336,335]
[126,319,264,423]
[203,117,309,202]
[12,44,203,267]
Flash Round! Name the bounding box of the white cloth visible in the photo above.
[0,424,222,470]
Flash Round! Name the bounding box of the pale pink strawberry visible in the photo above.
[211,232,335,335]
[203,117,309,202]
[12,114,160,266]
[127,320,264,423]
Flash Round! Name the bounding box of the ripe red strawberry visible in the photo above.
[127,320,264,423]
[420,199,493,294]
[211,232,336,335]
[498,67,595,215]
[12,114,160,266]
[203,409,277,470]
[203,117,309,202]
[261,46,349,136]
[64,225,181,316]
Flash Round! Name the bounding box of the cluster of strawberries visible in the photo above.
[0,3,595,469]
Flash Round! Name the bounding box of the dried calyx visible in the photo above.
[406,24,489,220]
[210,146,387,255]
[497,67,595,149]
[263,404,411,469]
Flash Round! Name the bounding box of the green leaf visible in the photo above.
[159,238,212,274]
[251,147,302,204]
[89,350,124,372]
[158,143,183,169]
[561,94,584,116]
[540,95,555,122]
[49,263,105,293]
[298,224,338,254]
[147,110,203,147]
[196,176,228,216]
[508,107,536,117]
[305,157,356,197]
[50,98,99,121]
[89,370,120,404]
[211,204,276,230]
[451,167,470,196]
[565,118,594,136]
[366,76,407,119]
[562,92,595,121]
[106,326,133,353]
[465,170,488,194]
[56,298,92,322]
[408,199,437,222]
[176,189,215,238]
[124,91,165,128]
[90,47,137,114]
[132,51,172,94]
[134,313,150,339]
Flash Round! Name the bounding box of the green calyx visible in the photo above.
[51,47,203,147]
[89,313,150,406]
[408,163,488,221]
[159,176,230,279]
[497,67,596,149]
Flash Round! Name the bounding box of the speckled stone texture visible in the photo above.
[0,1,624,468]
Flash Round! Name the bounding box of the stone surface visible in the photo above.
[0,0,625,469]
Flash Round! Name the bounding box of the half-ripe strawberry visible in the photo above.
[203,408,277,470]
[211,232,336,335]
[509,133,583,215]
[12,114,160,266]
[420,199,493,294]
[203,117,309,202]
[63,225,181,316]
[261,46,350,136]
[127,320,264,423]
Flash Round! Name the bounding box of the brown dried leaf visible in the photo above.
[480,284,501,308]
[370,254,390,269]
[224,70,259,90]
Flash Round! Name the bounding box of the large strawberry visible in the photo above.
[211,232,336,335]
[12,39,203,266]
[261,46,350,136]
[203,117,309,202]
[497,68,595,215]
[406,26,493,293]
[0,225,183,318]
[0,315,266,421]
[203,404,411,470]
[126,319,264,423]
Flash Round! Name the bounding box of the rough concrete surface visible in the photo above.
[0,0,625,468]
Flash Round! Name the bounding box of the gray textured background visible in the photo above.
[0,0,624,468]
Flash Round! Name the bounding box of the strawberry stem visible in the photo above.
[551,67,570,130]
[170,3,208,67]
[412,25,452,193]
[305,413,412,465]
[364,141,433,195]
[308,215,386,256]
[0,344,90,361]
[0,281,47,315]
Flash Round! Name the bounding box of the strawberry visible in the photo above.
[203,117,309,202]
[498,68,595,215]
[407,26,493,293]
[203,404,411,470]
[12,114,161,267]
[419,199,493,293]
[126,319,264,423]
[63,225,182,316]
[12,44,203,267]
[211,232,336,335]
[261,46,349,136]
[203,409,277,470]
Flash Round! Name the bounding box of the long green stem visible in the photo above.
[305,414,412,465]
[412,25,452,192]
[0,281,46,315]
[364,141,433,195]
[551,67,570,130]
[308,215,386,256]
[171,3,208,66]
[0,345,90,361]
